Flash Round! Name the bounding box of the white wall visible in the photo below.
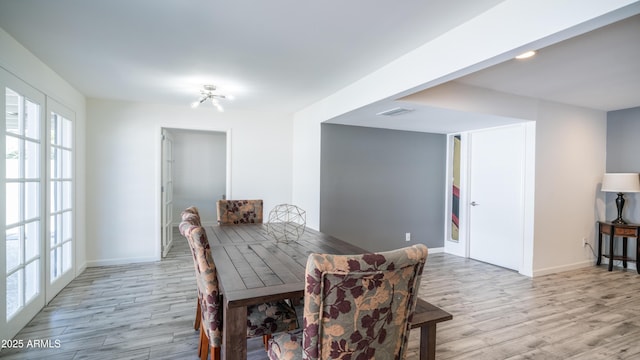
[86,100,292,266]
[533,101,607,275]
[0,27,88,273]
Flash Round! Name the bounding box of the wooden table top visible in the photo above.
[205,224,367,307]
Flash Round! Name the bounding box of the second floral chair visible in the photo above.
[267,244,428,360]
[179,207,299,360]
[216,199,263,225]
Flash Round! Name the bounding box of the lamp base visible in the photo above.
[610,218,628,224]
[612,192,627,224]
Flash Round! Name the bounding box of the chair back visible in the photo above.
[180,219,222,347]
[180,206,202,229]
[216,199,263,225]
[302,244,428,360]
[180,207,203,270]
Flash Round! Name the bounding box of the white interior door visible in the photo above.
[468,125,525,271]
[161,129,174,257]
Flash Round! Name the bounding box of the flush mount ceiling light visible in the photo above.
[191,85,232,111]
[515,50,536,60]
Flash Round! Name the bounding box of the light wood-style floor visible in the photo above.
[3,229,640,359]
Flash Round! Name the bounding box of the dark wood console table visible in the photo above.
[597,221,640,273]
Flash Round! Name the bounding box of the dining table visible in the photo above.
[205,223,367,360]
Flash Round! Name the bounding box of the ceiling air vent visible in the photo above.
[376,107,414,116]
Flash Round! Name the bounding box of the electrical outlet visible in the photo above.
[582,237,587,247]
[405,233,411,242]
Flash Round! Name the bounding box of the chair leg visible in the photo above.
[263,334,272,351]
[197,322,203,356]
[199,323,208,360]
[195,298,201,331]
[211,345,221,360]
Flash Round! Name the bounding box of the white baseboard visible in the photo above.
[76,262,87,276]
[85,256,159,267]
[532,259,596,277]
[427,246,444,254]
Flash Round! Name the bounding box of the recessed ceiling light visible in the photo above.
[376,107,414,116]
[515,50,536,60]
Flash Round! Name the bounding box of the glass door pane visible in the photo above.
[49,112,73,282]
[2,68,49,341]
[4,87,42,321]
[451,135,461,242]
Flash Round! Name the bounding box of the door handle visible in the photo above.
[470,201,479,206]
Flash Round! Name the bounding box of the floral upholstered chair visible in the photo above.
[179,215,299,360]
[180,208,203,330]
[267,244,428,360]
[216,199,263,225]
[182,206,202,225]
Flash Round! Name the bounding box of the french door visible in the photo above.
[1,70,46,340]
[161,129,174,257]
[1,68,75,340]
[47,100,75,300]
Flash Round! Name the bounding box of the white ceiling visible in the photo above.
[0,1,638,133]
[454,14,640,112]
[329,13,640,133]
[0,0,505,112]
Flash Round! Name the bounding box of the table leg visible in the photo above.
[222,301,247,360]
[623,237,628,268]
[637,237,640,274]
[608,226,614,271]
[597,230,603,265]
[420,323,437,360]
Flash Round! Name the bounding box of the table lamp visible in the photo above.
[601,173,640,224]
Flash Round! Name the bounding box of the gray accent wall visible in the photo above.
[320,123,446,252]
[606,106,640,223]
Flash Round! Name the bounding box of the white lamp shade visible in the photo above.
[601,173,640,193]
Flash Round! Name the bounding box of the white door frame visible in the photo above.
[444,122,536,276]
[161,129,174,258]
[443,133,470,258]
[155,126,232,260]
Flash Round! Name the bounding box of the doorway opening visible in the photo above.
[160,127,229,257]
[444,122,535,276]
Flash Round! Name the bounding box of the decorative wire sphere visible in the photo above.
[266,204,306,242]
